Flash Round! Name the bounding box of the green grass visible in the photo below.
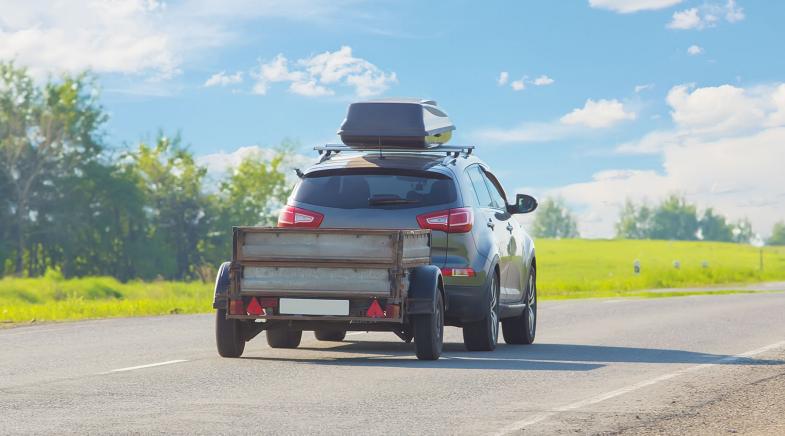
[536,239,785,299]
[0,270,211,324]
[2,239,784,324]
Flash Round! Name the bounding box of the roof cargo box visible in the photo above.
[338,98,456,148]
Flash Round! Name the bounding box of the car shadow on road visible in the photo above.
[241,341,784,370]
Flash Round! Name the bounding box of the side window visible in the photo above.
[466,166,494,208]
[481,169,507,210]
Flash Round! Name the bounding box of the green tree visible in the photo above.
[649,195,699,240]
[699,208,733,242]
[125,134,212,280]
[769,221,785,246]
[615,200,652,239]
[731,218,754,244]
[531,197,580,238]
[0,62,106,275]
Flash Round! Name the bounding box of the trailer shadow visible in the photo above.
[242,340,784,371]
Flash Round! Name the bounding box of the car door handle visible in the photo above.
[506,223,514,232]
[487,219,495,229]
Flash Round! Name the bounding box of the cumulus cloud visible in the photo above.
[197,145,314,179]
[204,71,243,87]
[588,0,683,13]
[668,1,745,30]
[497,71,509,86]
[510,79,526,91]
[560,99,637,128]
[474,97,634,142]
[533,75,555,86]
[544,82,785,238]
[0,0,178,78]
[687,45,704,55]
[251,46,397,97]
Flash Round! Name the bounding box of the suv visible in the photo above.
[280,148,538,350]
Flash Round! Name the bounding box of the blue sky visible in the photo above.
[2,0,784,237]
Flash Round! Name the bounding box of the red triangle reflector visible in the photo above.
[366,300,384,318]
[246,297,263,315]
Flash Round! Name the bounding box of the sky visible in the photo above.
[1,0,784,238]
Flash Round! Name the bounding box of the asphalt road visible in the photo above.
[2,291,785,435]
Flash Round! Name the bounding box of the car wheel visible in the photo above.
[502,267,537,345]
[215,309,245,358]
[413,289,444,360]
[314,329,347,342]
[462,272,500,351]
[266,328,303,348]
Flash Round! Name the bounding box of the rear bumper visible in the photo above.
[444,284,487,324]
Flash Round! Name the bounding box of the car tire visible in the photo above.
[314,329,347,342]
[266,328,303,348]
[462,272,500,351]
[215,309,245,358]
[502,267,537,345]
[413,289,444,360]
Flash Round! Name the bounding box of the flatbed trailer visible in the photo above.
[213,227,446,360]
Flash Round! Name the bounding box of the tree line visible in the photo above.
[532,195,785,245]
[0,62,291,280]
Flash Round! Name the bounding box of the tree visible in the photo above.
[769,221,785,246]
[615,200,652,239]
[531,197,580,238]
[731,218,754,244]
[0,62,106,275]
[649,195,699,241]
[699,208,733,242]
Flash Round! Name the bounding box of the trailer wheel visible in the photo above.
[413,289,444,360]
[266,328,302,348]
[314,329,347,342]
[215,309,245,358]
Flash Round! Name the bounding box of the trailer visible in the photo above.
[213,227,446,360]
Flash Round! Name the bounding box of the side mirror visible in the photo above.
[509,194,538,214]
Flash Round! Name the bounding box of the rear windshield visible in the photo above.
[292,169,457,209]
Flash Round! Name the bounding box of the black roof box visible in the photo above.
[337,98,456,148]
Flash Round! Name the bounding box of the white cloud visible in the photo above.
[589,0,683,13]
[0,0,178,78]
[560,99,637,128]
[474,97,634,143]
[687,45,704,55]
[497,71,509,86]
[251,46,397,98]
[544,82,785,238]
[510,79,526,91]
[635,83,655,93]
[668,8,703,29]
[668,1,745,30]
[533,75,555,86]
[197,145,314,179]
[204,71,243,87]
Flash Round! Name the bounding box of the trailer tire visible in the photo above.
[314,329,347,342]
[266,328,302,348]
[215,309,245,358]
[413,289,444,360]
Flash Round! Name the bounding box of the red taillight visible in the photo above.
[277,205,324,228]
[441,267,476,277]
[228,299,245,315]
[417,207,473,233]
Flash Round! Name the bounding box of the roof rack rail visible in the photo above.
[314,143,475,161]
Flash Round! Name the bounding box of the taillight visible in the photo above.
[441,267,476,277]
[277,205,324,228]
[417,207,473,233]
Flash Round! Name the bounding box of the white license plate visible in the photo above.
[279,298,350,316]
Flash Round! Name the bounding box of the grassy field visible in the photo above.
[2,239,784,323]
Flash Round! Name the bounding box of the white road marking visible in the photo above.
[495,340,785,435]
[105,360,188,374]
[345,332,368,336]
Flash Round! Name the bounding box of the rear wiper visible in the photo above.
[368,198,420,205]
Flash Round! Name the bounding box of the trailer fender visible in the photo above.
[212,261,231,309]
[406,265,443,315]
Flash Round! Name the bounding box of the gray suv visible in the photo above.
[283,148,538,351]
